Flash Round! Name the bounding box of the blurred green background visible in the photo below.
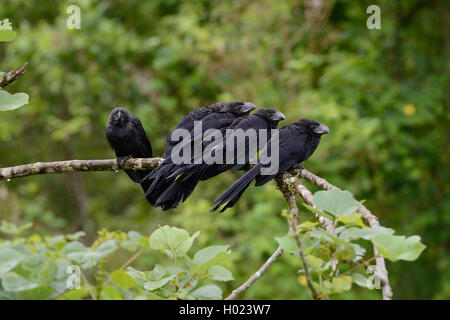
[0,0,448,299]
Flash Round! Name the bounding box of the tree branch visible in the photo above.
[0,158,163,181]
[0,62,29,88]
[0,157,392,299]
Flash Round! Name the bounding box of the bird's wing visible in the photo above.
[132,116,153,157]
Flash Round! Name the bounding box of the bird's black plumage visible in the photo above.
[155,108,286,210]
[211,118,329,212]
[106,107,153,183]
[141,101,256,205]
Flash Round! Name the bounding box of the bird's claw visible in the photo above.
[117,156,132,169]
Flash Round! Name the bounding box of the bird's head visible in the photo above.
[253,108,286,124]
[221,101,256,116]
[109,107,132,126]
[296,118,330,136]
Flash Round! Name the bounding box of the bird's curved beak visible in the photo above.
[241,102,257,113]
[314,123,330,135]
[272,111,286,121]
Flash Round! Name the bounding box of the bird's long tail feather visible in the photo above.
[211,163,262,212]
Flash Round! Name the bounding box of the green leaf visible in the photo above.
[66,231,86,241]
[0,30,17,42]
[57,288,90,300]
[303,204,335,221]
[189,284,222,300]
[95,240,118,258]
[147,264,166,281]
[351,273,370,288]
[371,234,426,262]
[149,226,196,257]
[0,247,25,276]
[143,275,175,291]
[0,90,29,111]
[126,267,147,286]
[177,231,200,256]
[332,275,353,292]
[102,285,123,300]
[2,272,38,292]
[275,236,298,254]
[110,270,136,290]
[307,255,325,274]
[207,265,234,281]
[190,251,229,274]
[337,212,367,228]
[193,245,229,265]
[16,286,53,300]
[313,189,360,217]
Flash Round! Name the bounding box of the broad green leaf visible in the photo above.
[102,285,123,300]
[371,234,426,262]
[143,275,175,291]
[0,90,29,111]
[61,241,87,255]
[149,226,194,257]
[303,204,335,221]
[193,245,229,265]
[67,251,102,269]
[0,220,32,235]
[307,255,325,274]
[177,231,200,256]
[95,240,118,258]
[0,247,25,276]
[57,288,90,300]
[16,286,53,300]
[110,270,136,290]
[339,227,368,241]
[0,30,16,42]
[275,236,297,254]
[66,231,86,241]
[337,212,367,228]
[22,254,46,274]
[147,264,166,281]
[297,221,319,231]
[332,275,353,292]
[351,273,370,288]
[126,267,147,286]
[2,272,38,292]
[207,265,234,281]
[190,251,229,274]
[189,284,222,300]
[313,189,360,217]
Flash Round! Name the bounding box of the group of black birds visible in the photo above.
[105,101,329,212]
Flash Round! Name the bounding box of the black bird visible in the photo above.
[141,101,256,205]
[155,108,286,210]
[211,119,329,212]
[106,107,153,184]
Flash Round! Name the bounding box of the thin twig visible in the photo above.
[225,246,284,300]
[0,62,28,88]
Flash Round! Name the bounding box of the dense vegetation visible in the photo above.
[0,0,448,299]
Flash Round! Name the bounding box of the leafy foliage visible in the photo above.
[0,0,447,299]
[0,223,232,300]
[276,189,426,298]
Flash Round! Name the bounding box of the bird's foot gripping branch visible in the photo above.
[0,158,426,300]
